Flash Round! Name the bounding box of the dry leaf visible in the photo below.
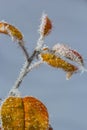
[1,96,49,130]
[0,21,23,42]
[39,13,52,37]
[41,52,78,79]
[53,44,84,66]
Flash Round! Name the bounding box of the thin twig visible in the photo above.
[18,41,30,61]
[27,60,43,73]
[9,50,38,96]
[35,35,44,51]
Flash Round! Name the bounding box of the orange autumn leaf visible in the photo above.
[23,97,49,130]
[39,14,52,37]
[41,53,78,79]
[0,21,23,42]
[1,96,49,130]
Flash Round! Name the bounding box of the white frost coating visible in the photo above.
[66,72,74,80]
[9,88,21,97]
[0,20,7,32]
[78,65,87,74]
[27,60,43,73]
[9,61,28,96]
[53,43,84,66]
[0,24,5,31]
[52,43,70,57]
[39,13,47,35]
[5,25,18,42]
[35,35,44,51]
[36,13,48,51]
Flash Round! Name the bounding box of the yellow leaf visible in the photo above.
[1,96,49,130]
[1,97,24,130]
[41,53,78,79]
[0,21,23,42]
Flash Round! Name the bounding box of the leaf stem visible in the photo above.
[18,41,30,62]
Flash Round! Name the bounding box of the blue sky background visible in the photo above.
[0,0,87,130]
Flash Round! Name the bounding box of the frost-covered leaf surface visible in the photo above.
[1,96,49,130]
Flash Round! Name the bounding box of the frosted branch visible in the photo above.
[35,35,44,51]
[9,61,29,96]
[27,60,43,73]
[9,50,38,96]
[18,41,30,61]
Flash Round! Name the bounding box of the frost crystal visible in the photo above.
[9,88,21,97]
[53,43,84,66]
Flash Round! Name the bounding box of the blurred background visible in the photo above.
[0,0,87,130]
